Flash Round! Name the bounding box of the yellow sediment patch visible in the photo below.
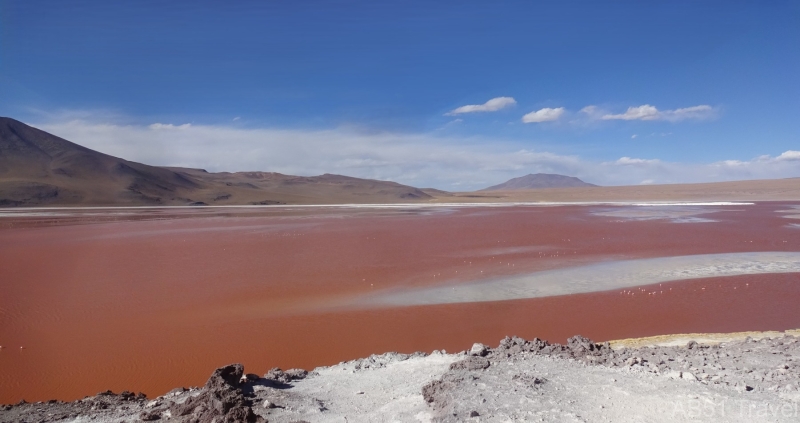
[609,329,800,349]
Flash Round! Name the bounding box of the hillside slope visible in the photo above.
[0,117,432,206]
[483,173,597,190]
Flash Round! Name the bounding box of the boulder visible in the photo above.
[449,357,490,371]
[469,343,489,357]
[169,363,262,423]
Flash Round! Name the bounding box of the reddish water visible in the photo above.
[1,203,799,402]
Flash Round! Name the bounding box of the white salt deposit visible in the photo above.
[363,252,800,307]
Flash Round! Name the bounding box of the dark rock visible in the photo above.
[449,357,490,371]
[422,379,446,404]
[566,335,603,358]
[285,369,309,380]
[469,343,489,357]
[140,410,162,421]
[169,363,262,423]
[242,373,260,383]
[206,364,244,390]
[264,367,308,384]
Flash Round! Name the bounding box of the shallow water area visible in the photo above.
[1,202,799,403]
[590,205,728,223]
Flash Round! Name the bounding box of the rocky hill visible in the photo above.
[0,117,433,206]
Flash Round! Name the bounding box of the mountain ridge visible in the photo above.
[482,173,598,191]
[0,117,433,206]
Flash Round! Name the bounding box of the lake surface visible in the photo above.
[1,202,799,403]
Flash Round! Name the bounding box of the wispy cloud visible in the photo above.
[521,107,565,123]
[601,104,716,122]
[29,114,800,190]
[445,97,517,115]
[615,157,660,165]
[149,123,192,130]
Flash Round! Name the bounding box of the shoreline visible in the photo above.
[3,328,799,422]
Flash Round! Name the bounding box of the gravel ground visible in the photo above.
[2,332,799,422]
[424,334,800,422]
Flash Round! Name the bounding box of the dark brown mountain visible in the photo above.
[482,173,598,191]
[0,117,433,206]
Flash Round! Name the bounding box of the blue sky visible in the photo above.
[1,1,799,189]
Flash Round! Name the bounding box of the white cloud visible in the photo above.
[713,152,800,167]
[29,114,800,190]
[602,105,659,121]
[36,117,585,190]
[233,117,241,121]
[446,97,517,115]
[436,118,463,130]
[601,104,716,122]
[521,107,565,123]
[776,150,800,161]
[663,105,716,121]
[639,179,655,185]
[148,123,192,130]
[615,157,660,165]
[631,134,638,139]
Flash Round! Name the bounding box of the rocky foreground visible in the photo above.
[2,333,800,422]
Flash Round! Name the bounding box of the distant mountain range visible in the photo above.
[482,173,597,191]
[3,116,796,207]
[0,117,432,206]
